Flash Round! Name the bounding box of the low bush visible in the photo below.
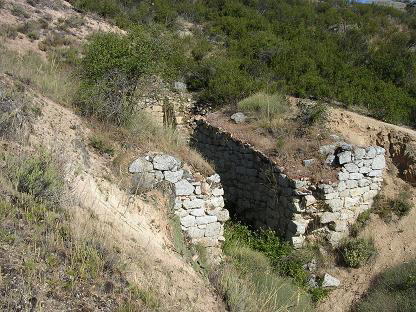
[76,26,186,125]
[0,149,150,311]
[11,4,30,18]
[0,24,18,39]
[373,191,413,222]
[0,86,36,140]
[339,238,377,268]
[355,260,416,312]
[350,210,372,237]
[0,46,77,106]
[298,101,328,126]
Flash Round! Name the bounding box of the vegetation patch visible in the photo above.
[216,222,328,308]
[338,237,377,268]
[355,260,416,312]
[75,26,186,125]
[350,210,372,237]
[373,191,413,222]
[0,148,151,311]
[89,134,115,156]
[214,246,312,312]
[75,0,416,126]
[0,83,37,140]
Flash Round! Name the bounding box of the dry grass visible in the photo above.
[206,103,335,181]
[0,147,154,311]
[0,45,77,106]
[212,246,312,312]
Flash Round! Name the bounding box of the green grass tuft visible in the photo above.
[356,260,416,312]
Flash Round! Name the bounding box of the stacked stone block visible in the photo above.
[192,119,386,247]
[129,154,229,247]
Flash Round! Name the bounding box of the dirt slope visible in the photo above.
[317,108,416,312]
[27,90,225,312]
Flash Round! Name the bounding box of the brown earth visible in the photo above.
[317,108,416,312]
[25,86,226,312]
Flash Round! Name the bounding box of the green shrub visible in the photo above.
[223,223,311,286]
[197,57,258,105]
[0,25,18,39]
[356,260,416,312]
[0,85,40,140]
[298,101,328,126]
[339,238,377,268]
[74,0,122,19]
[76,26,186,125]
[11,4,29,18]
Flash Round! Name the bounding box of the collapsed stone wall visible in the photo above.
[129,154,229,247]
[192,120,386,247]
[135,76,193,133]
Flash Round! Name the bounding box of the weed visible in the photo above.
[215,246,312,312]
[350,209,372,237]
[11,4,30,18]
[129,286,160,309]
[298,101,328,126]
[58,15,86,30]
[0,45,77,106]
[39,31,72,51]
[27,0,39,7]
[0,25,18,39]
[5,150,63,204]
[309,286,330,302]
[339,238,377,268]
[373,191,413,222]
[355,260,416,312]
[89,135,115,156]
[0,86,36,140]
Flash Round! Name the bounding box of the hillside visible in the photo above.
[1,0,416,312]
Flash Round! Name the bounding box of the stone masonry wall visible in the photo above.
[192,119,386,247]
[129,154,229,247]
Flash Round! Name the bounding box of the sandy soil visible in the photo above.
[317,108,416,312]
[0,0,123,58]
[27,90,226,312]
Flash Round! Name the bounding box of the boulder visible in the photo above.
[372,155,386,170]
[230,112,247,124]
[153,154,181,171]
[303,159,315,167]
[173,81,187,91]
[322,273,341,288]
[129,157,153,173]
